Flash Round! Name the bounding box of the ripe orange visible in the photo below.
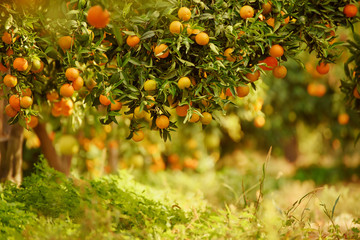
[178,7,191,21]
[20,96,33,108]
[132,130,144,142]
[3,74,17,87]
[254,116,266,128]
[66,1,77,10]
[52,102,62,117]
[99,94,111,105]
[87,5,110,28]
[338,113,350,125]
[353,87,360,99]
[262,2,272,15]
[183,158,198,169]
[190,76,197,85]
[191,29,201,37]
[307,83,326,97]
[2,32,13,44]
[61,100,74,116]
[53,99,63,111]
[240,5,254,19]
[126,35,140,47]
[195,32,209,45]
[58,36,74,51]
[22,88,32,97]
[154,44,169,58]
[185,25,201,36]
[273,65,287,78]
[178,77,191,89]
[246,70,260,82]
[61,98,74,112]
[269,44,284,58]
[238,31,245,38]
[110,100,122,111]
[225,88,234,97]
[144,79,157,91]
[72,76,84,90]
[220,90,227,99]
[51,107,62,117]
[26,115,39,129]
[62,107,74,117]
[316,62,330,75]
[168,154,180,164]
[169,21,183,34]
[200,112,212,125]
[315,84,327,97]
[259,56,278,71]
[6,48,13,56]
[237,85,250,97]
[9,95,21,111]
[60,83,74,97]
[224,48,237,62]
[5,104,18,117]
[307,83,317,96]
[47,91,59,102]
[176,105,189,117]
[0,62,9,73]
[281,11,290,24]
[145,95,155,109]
[134,106,146,119]
[189,112,200,123]
[13,58,28,71]
[184,24,193,35]
[65,67,79,81]
[266,18,275,28]
[344,4,358,17]
[156,115,170,129]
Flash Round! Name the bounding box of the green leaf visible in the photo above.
[128,58,141,66]
[113,26,124,46]
[176,57,195,67]
[141,31,155,40]
[5,15,13,30]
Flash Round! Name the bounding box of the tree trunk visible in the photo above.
[284,136,299,163]
[0,96,24,184]
[61,155,72,176]
[33,123,68,175]
[108,146,118,173]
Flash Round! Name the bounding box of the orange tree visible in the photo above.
[237,57,359,160]
[0,0,359,178]
[342,30,360,144]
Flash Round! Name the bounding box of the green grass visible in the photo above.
[1,157,359,239]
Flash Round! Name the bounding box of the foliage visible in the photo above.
[0,199,36,239]
[1,156,360,239]
[0,158,189,239]
[0,0,358,141]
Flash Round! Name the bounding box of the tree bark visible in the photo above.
[108,146,118,173]
[5,124,23,183]
[33,123,67,174]
[61,155,72,176]
[0,95,24,184]
[284,136,299,163]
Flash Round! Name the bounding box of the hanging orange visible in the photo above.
[87,5,110,28]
